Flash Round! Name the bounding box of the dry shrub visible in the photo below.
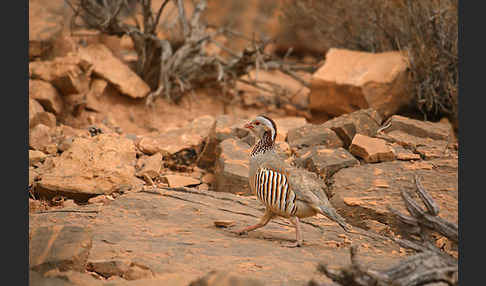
[281,0,458,122]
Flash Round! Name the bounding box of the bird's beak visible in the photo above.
[244,122,253,129]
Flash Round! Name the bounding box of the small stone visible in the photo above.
[29,150,47,166]
[214,220,235,228]
[162,175,201,188]
[349,134,395,163]
[29,111,57,129]
[29,80,64,115]
[201,173,215,184]
[136,153,163,179]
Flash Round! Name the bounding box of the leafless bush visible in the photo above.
[65,0,311,106]
[281,0,458,121]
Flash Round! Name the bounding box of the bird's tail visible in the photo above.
[319,205,352,233]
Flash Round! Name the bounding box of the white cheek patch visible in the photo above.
[256,116,276,141]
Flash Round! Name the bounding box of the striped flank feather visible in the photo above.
[254,168,297,216]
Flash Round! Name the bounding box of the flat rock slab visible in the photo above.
[287,124,343,151]
[36,133,144,200]
[30,188,405,286]
[78,44,151,99]
[385,115,450,141]
[29,225,93,274]
[329,158,458,231]
[295,146,359,179]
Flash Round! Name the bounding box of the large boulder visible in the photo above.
[309,48,411,118]
[36,133,143,200]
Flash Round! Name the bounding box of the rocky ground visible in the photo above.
[29,1,458,285]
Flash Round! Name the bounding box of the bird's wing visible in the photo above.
[259,153,329,207]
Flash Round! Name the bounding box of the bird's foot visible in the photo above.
[283,240,303,248]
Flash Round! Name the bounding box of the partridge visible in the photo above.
[234,115,352,247]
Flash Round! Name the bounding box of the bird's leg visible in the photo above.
[284,216,303,247]
[233,209,274,235]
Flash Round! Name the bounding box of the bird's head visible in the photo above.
[244,115,277,142]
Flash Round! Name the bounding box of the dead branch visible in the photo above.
[313,174,458,286]
[66,0,318,104]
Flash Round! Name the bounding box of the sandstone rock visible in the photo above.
[29,167,42,189]
[87,259,131,278]
[214,138,251,195]
[273,117,307,142]
[162,174,201,188]
[85,78,109,112]
[29,150,47,166]
[349,134,395,163]
[329,159,458,230]
[37,133,143,199]
[29,225,92,274]
[29,124,57,154]
[385,115,450,141]
[309,48,411,118]
[295,146,359,179]
[197,115,249,170]
[29,80,64,115]
[202,173,215,184]
[123,263,154,280]
[30,111,57,129]
[78,44,150,99]
[320,108,383,147]
[136,153,163,179]
[189,270,264,286]
[29,99,45,123]
[87,195,114,205]
[379,130,449,160]
[287,124,343,151]
[29,56,92,96]
[138,115,216,157]
[389,143,421,161]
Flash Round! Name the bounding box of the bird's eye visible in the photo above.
[255,122,260,125]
